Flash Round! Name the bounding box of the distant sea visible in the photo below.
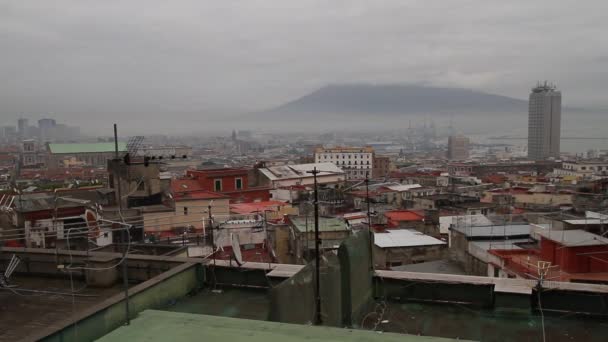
[470,111,607,154]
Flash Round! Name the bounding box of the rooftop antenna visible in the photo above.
[0,254,20,287]
[122,136,144,164]
[125,136,144,157]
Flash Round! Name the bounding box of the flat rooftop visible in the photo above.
[383,301,608,341]
[374,229,446,248]
[290,216,349,233]
[537,229,608,247]
[0,275,124,342]
[98,310,457,342]
[164,287,269,321]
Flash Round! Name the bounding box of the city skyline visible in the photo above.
[1,1,608,131]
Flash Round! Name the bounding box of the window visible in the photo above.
[214,179,222,192]
[235,177,243,190]
[183,207,188,215]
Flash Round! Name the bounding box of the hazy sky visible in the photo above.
[1,1,607,133]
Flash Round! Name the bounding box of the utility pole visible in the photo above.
[306,167,322,325]
[114,123,130,325]
[263,209,271,268]
[365,172,374,271]
[208,203,215,266]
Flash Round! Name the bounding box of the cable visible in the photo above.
[65,225,131,271]
[537,287,546,342]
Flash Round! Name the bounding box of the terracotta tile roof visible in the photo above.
[384,210,425,222]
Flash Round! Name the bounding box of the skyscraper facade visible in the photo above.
[17,118,28,139]
[527,82,561,160]
[447,135,469,160]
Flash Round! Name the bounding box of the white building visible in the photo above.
[553,160,608,179]
[314,146,374,180]
[258,162,345,188]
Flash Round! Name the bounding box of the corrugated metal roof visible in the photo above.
[451,224,532,238]
[13,194,86,212]
[384,184,422,192]
[259,162,344,181]
[290,216,349,233]
[374,229,445,248]
[48,142,127,154]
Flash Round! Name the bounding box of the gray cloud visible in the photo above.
[1,0,607,134]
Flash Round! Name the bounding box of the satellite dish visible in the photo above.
[231,233,243,266]
[84,209,101,239]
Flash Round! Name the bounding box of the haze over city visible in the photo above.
[1,1,607,134]
[2,3,608,341]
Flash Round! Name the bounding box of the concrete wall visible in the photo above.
[338,230,374,327]
[0,248,183,286]
[269,231,374,328]
[273,225,294,264]
[38,263,202,342]
[374,244,447,269]
[143,198,230,233]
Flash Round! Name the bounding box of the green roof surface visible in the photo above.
[48,142,127,154]
[290,216,349,233]
[97,310,459,342]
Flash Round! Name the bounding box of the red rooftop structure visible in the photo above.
[490,229,608,283]
[384,210,425,228]
[178,168,270,203]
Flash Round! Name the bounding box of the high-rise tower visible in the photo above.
[528,82,561,160]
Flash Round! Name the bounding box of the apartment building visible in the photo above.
[314,146,374,180]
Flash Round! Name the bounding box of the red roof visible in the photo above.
[186,168,248,178]
[230,200,289,214]
[171,179,203,193]
[212,244,274,263]
[173,190,228,201]
[483,175,508,184]
[384,210,425,222]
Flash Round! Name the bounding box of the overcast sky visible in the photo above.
[1,1,607,133]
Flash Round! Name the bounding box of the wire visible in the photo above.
[65,225,131,271]
[537,287,546,342]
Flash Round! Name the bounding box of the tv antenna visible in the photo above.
[0,254,21,288]
[125,136,144,156]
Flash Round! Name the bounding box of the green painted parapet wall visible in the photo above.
[268,231,374,327]
[37,263,203,342]
[339,230,374,327]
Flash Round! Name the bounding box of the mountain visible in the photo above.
[260,84,528,117]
